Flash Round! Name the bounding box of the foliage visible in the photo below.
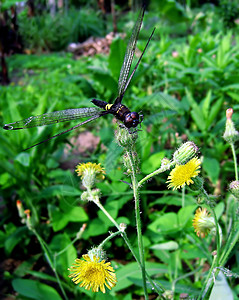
[1,2,239,299]
[18,8,105,51]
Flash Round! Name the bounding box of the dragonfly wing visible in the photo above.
[116,6,145,103]
[23,112,109,151]
[121,28,155,96]
[3,107,102,130]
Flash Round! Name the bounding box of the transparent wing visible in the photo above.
[117,6,145,100]
[3,107,102,130]
[23,114,107,151]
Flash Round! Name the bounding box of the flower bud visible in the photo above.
[173,141,199,165]
[16,200,25,219]
[24,209,33,230]
[161,157,171,169]
[119,223,127,232]
[81,191,90,201]
[229,180,239,199]
[223,108,239,144]
[88,247,107,262]
[115,126,138,149]
[188,176,204,191]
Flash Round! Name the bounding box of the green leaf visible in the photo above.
[39,185,81,198]
[186,89,205,132]
[114,262,167,291]
[221,83,239,91]
[203,157,220,184]
[12,279,62,300]
[49,204,88,231]
[108,37,126,80]
[209,271,233,300]
[202,90,211,119]
[141,152,165,174]
[150,241,179,251]
[178,205,196,227]
[207,97,223,130]
[88,66,118,94]
[148,212,178,234]
[49,233,77,279]
[5,227,28,255]
[15,152,30,167]
[226,91,239,102]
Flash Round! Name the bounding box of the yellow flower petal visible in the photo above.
[68,255,116,293]
[192,207,215,238]
[167,157,201,190]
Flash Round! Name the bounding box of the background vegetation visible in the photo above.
[0,0,239,299]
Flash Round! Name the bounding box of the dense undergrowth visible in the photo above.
[0,1,239,299]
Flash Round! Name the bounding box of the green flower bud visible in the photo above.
[81,191,90,201]
[188,176,204,191]
[123,152,140,174]
[88,247,107,262]
[161,157,171,169]
[229,180,239,199]
[115,126,138,149]
[173,141,199,165]
[223,108,239,144]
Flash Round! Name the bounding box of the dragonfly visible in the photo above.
[3,6,155,150]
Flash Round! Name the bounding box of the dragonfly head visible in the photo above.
[124,112,142,128]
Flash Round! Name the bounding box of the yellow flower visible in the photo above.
[76,162,105,179]
[192,207,215,238]
[68,254,117,293]
[167,157,201,190]
[75,162,105,188]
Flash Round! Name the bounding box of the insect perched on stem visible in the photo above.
[3,6,155,150]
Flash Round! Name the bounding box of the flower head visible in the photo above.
[75,162,105,188]
[192,207,215,238]
[68,254,116,293]
[167,157,201,190]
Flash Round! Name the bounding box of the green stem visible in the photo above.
[32,229,68,300]
[93,198,165,295]
[219,219,239,266]
[197,190,222,299]
[197,255,217,300]
[230,142,238,181]
[127,150,148,300]
[138,162,174,187]
[182,186,185,207]
[98,231,122,248]
[210,207,221,263]
[56,224,86,257]
[122,232,165,295]
[202,189,221,262]
[94,200,120,230]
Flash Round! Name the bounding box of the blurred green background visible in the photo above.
[0,0,239,299]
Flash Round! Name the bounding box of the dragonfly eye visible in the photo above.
[124,112,140,128]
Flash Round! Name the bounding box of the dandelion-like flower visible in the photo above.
[167,157,201,190]
[192,207,215,238]
[76,162,105,180]
[75,162,105,188]
[68,254,116,293]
